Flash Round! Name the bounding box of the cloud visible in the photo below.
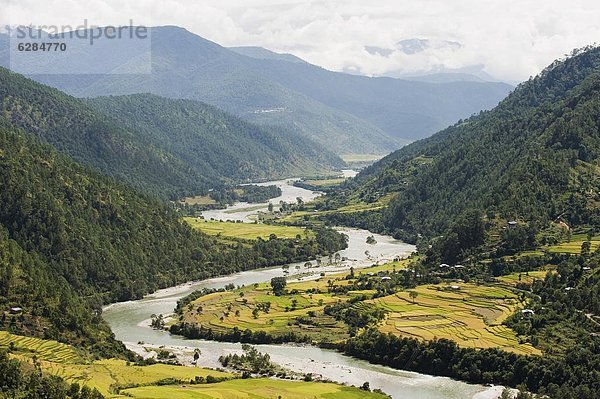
[1,0,599,82]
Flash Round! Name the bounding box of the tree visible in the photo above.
[193,349,201,362]
[270,277,287,296]
[267,203,274,212]
[409,291,418,304]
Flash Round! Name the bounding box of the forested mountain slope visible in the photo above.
[85,94,343,182]
[0,68,340,200]
[0,122,347,357]
[349,46,600,239]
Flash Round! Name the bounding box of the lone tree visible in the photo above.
[409,291,419,304]
[270,276,287,296]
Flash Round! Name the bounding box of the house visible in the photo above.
[522,309,535,318]
[507,221,518,229]
[381,276,392,281]
[451,285,460,290]
[9,307,23,314]
[439,263,450,268]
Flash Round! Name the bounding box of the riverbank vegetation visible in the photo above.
[178,184,282,214]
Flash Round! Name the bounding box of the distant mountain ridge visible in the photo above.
[0,26,512,153]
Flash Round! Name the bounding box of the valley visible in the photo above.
[0,8,599,399]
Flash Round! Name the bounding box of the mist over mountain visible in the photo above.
[0,27,512,154]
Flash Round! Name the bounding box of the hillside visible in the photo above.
[0,68,340,200]
[0,27,512,154]
[0,121,347,357]
[85,94,343,182]
[344,46,600,240]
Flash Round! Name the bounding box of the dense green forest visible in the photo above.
[0,68,341,200]
[0,122,347,358]
[331,46,600,244]
[86,94,343,184]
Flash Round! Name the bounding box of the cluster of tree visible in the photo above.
[324,298,386,333]
[219,344,281,376]
[169,324,312,345]
[208,185,282,206]
[0,350,104,399]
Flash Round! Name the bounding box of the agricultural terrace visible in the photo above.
[178,261,411,343]
[546,233,600,254]
[0,331,380,398]
[372,283,540,355]
[179,256,541,356]
[123,378,388,399]
[0,331,231,397]
[183,217,311,240]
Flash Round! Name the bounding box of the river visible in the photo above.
[103,178,504,399]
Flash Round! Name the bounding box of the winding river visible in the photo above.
[103,178,504,399]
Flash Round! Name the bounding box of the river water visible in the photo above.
[103,178,503,399]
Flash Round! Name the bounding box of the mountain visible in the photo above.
[348,46,600,239]
[0,68,341,199]
[85,94,343,181]
[1,27,512,153]
[229,46,308,64]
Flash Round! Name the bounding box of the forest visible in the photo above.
[0,122,347,359]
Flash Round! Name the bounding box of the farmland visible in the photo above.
[546,233,600,254]
[372,283,540,355]
[0,330,382,398]
[123,379,388,399]
[176,259,538,355]
[183,218,312,240]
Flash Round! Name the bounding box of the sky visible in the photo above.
[2,0,599,82]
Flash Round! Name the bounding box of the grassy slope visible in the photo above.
[184,218,311,240]
[123,379,387,399]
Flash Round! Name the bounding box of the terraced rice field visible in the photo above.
[183,218,311,240]
[0,331,231,397]
[497,270,552,286]
[547,233,600,254]
[371,283,540,355]
[0,330,85,364]
[123,378,388,399]
[37,359,231,396]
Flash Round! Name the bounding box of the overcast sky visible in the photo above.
[2,0,599,82]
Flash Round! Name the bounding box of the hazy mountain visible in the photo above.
[229,46,308,64]
[0,27,512,152]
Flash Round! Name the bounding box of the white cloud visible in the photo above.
[1,0,599,81]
